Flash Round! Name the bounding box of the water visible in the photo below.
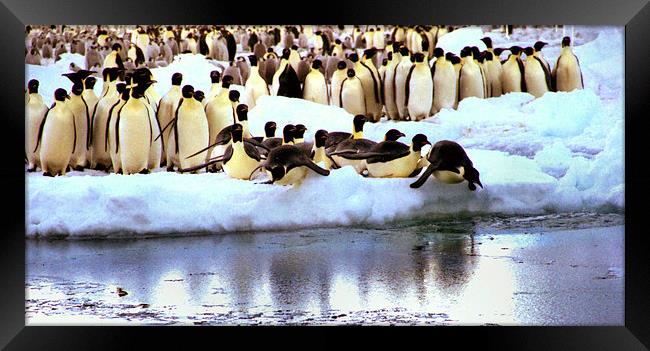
[26,212,624,325]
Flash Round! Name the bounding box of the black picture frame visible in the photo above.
[3,0,649,348]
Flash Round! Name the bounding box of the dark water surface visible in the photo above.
[26,213,624,325]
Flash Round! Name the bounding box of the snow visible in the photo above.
[25,26,624,238]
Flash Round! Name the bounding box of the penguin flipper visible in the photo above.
[536,57,552,91]
[408,166,424,178]
[516,58,526,92]
[173,99,184,154]
[244,142,262,161]
[298,160,330,176]
[33,108,50,153]
[405,64,416,107]
[360,61,380,103]
[410,164,435,188]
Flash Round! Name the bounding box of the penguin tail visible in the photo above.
[410,164,435,188]
[304,161,330,176]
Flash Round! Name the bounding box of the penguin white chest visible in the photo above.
[332,155,367,174]
[407,65,434,120]
[340,79,366,116]
[223,143,260,180]
[118,101,151,174]
[433,166,465,184]
[367,152,419,178]
[433,63,457,112]
[272,166,308,186]
[524,59,548,98]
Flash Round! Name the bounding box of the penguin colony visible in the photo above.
[26,25,585,190]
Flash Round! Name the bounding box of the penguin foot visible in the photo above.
[42,171,54,177]
[73,165,85,172]
[166,166,175,172]
[139,169,151,174]
[116,169,123,175]
[27,167,36,172]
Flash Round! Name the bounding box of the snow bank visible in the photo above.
[25,26,624,238]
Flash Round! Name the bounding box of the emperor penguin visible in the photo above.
[25,79,48,172]
[25,48,42,65]
[302,59,329,105]
[296,56,311,83]
[406,52,433,121]
[206,70,222,103]
[501,46,527,94]
[430,48,457,115]
[330,60,348,107]
[288,44,301,73]
[36,88,75,176]
[330,128,406,175]
[236,56,251,85]
[205,75,236,156]
[331,39,344,60]
[259,143,330,186]
[173,85,209,172]
[339,69,366,116]
[90,68,120,170]
[340,132,431,178]
[383,46,400,120]
[374,27,385,50]
[157,73,183,168]
[523,47,552,98]
[103,43,124,69]
[325,114,367,151]
[65,81,91,171]
[484,46,504,97]
[244,55,270,109]
[553,36,584,92]
[458,47,486,101]
[276,49,302,98]
[107,82,129,173]
[271,49,291,95]
[223,61,242,85]
[394,47,413,120]
[261,48,279,85]
[82,76,99,120]
[533,41,552,73]
[358,49,383,122]
[310,129,335,170]
[410,140,483,191]
[116,78,154,175]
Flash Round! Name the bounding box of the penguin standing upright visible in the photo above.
[430,48,457,115]
[205,76,237,158]
[524,47,551,98]
[553,36,584,92]
[116,78,153,175]
[276,49,302,98]
[262,48,279,85]
[501,46,527,94]
[223,60,242,85]
[296,56,311,83]
[82,76,99,119]
[25,79,48,172]
[339,69,366,116]
[288,45,301,73]
[206,70,222,103]
[302,59,328,105]
[157,73,183,168]
[487,49,504,97]
[63,73,93,170]
[36,88,75,176]
[360,49,383,122]
[383,44,400,120]
[244,55,270,109]
[330,61,348,107]
[533,41,551,73]
[173,85,209,172]
[103,43,124,69]
[458,47,486,101]
[406,52,433,121]
[394,47,413,120]
[107,83,129,173]
[271,49,290,95]
[90,68,120,170]
[236,56,251,85]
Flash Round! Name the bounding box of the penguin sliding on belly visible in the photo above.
[410,140,482,191]
[333,132,431,178]
[330,128,405,175]
[324,114,367,152]
[36,88,75,177]
[26,79,48,172]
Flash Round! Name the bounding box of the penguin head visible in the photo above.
[264,121,277,138]
[363,48,377,60]
[193,90,205,102]
[267,47,275,53]
[413,52,425,63]
[534,41,548,51]
[337,60,347,70]
[84,76,97,89]
[493,47,506,56]
[346,68,356,78]
[484,51,494,61]
[335,39,341,45]
[291,44,298,51]
[460,47,472,58]
[523,47,534,56]
[352,114,366,132]
[445,52,454,61]
[384,129,405,142]
[218,73,232,87]
[111,43,122,52]
[230,123,244,142]
[392,42,401,53]
[434,48,444,58]
[509,46,523,56]
[248,55,258,67]
[282,124,296,143]
[54,88,69,102]
[314,129,329,148]
[399,47,409,56]
[236,104,248,121]
[293,124,307,139]
[209,70,221,83]
[348,53,359,62]
[27,79,39,94]
[269,165,286,182]
[181,85,194,98]
[71,83,84,96]
[311,59,323,70]
[471,46,481,58]
[562,36,571,47]
[281,49,291,60]
[386,52,393,61]
[382,58,388,66]
[171,72,183,86]
[411,134,431,151]
[480,37,493,49]
[229,90,240,103]
[450,55,461,65]
[464,167,483,191]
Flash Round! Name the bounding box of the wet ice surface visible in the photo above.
[26,213,624,326]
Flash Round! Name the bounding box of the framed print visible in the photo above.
[2,0,649,348]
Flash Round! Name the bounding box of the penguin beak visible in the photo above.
[65,95,70,100]
[399,133,406,138]
[476,180,483,189]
